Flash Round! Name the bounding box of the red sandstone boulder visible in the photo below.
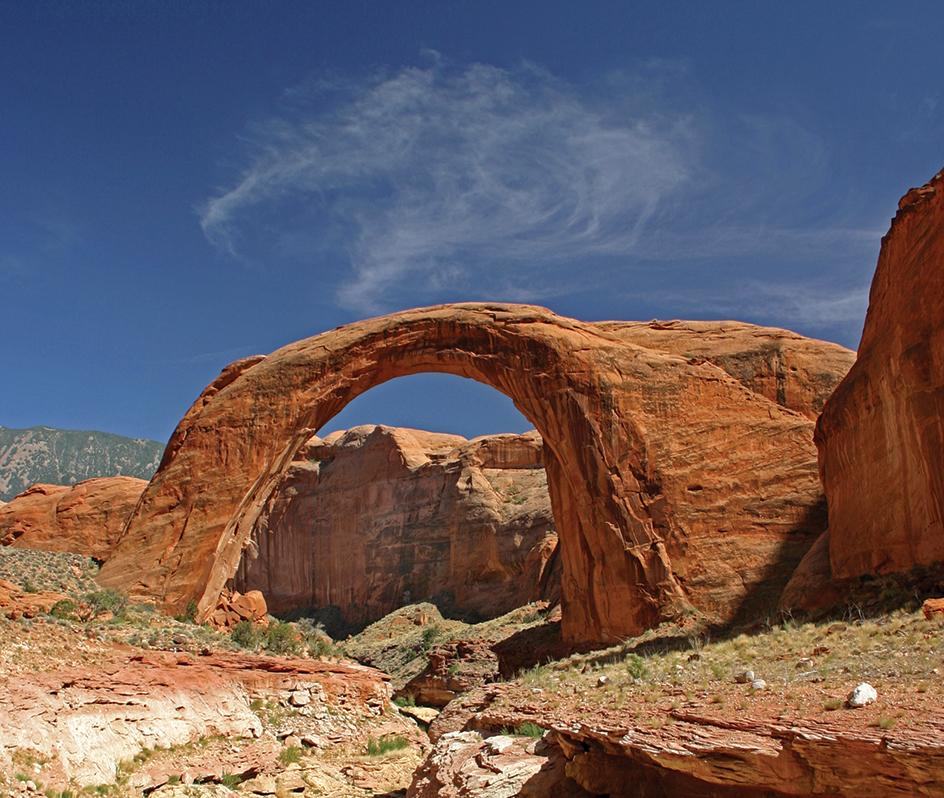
[815,168,944,582]
[0,477,147,559]
[207,588,268,630]
[235,426,558,622]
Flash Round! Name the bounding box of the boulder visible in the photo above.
[234,426,558,621]
[97,305,853,643]
[0,477,147,559]
[815,169,944,581]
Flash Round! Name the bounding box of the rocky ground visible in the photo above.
[1,549,943,798]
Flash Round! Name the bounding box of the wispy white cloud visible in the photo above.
[201,60,697,311]
[199,57,882,332]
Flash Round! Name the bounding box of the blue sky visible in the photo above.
[2,1,942,444]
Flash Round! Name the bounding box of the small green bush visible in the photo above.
[515,722,545,738]
[393,695,416,708]
[421,624,443,651]
[220,772,242,789]
[231,620,260,649]
[278,745,302,766]
[48,599,76,619]
[175,599,199,624]
[366,736,409,756]
[266,621,301,656]
[82,589,127,619]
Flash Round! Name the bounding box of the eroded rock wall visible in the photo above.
[0,477,147,560]
[816,169,944,580]
[234,426,559,622]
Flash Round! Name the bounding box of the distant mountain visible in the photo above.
[0,426,164,502]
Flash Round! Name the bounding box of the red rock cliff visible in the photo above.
[234,426,559,622]
[816,169,944,580]
[0,477,147,560]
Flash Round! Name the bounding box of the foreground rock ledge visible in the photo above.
[98,305,853,643]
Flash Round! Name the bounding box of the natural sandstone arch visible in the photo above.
[98,303,853,643]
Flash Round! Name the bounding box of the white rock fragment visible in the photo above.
[750,679,766,691]
[847,682,877,707]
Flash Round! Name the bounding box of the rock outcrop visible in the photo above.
[815,169,944,582]
[0,477,148,560]
[97,305,853,643]
[0,648,403,788]
[234,426,558,622]
[425,680,944,798]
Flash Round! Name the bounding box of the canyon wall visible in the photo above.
[97,304,854,643]
[815,169,944,581]
[234,426,559,622]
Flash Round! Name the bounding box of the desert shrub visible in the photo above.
[625,653,649,680]
[82,589,127,619]
[515,722,545,738]
[265,620,301,656]
[48,599,76,620]
[175,599,199,624]
[220,772,242,789]
[393,695,415,707]
[366,736,409,756]
[278,745,302,766]
[231,620,260,649]
[421,624,443,651]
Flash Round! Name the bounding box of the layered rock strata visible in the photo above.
[234,426,558,622]
[98,305,853,643]
[422,684,944,797]
[0,649,402,788]
[0,477,148,560]
[815,169,944,581]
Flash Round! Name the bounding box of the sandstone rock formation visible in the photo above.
[427,681,944,797]
[0,477,147,560]
[234,426,558,622]
[815,169,944,582]
[207,588,268,629]
[98,305,853,643]
[408,731,591,798]
[0,648,402,788]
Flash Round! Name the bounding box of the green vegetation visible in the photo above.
[265,620,301,655]
[231,620,261,649]
[82,589,128,620]
[278,745,302,766]
[0,425,163,502]
[512,722,545,738]
[393,694,416,707]
[220,772,242,789]
[175,599,199,624]
[366,736,410,756]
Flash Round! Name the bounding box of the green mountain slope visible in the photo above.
[0,426,164,501]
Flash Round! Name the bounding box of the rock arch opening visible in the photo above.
[98,304,853,643]
[231,373,561,633]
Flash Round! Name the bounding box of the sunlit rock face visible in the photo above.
[97,303,853,643]
[816,168,944,581]
[233,425,559,623]
[0,477,147,560]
